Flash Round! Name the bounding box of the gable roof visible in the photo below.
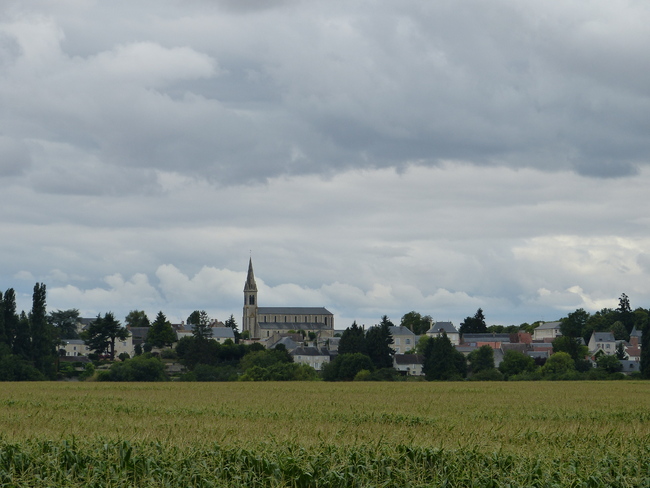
[535,321,562,330]
[388,326,416,336]
[258,307,332,315]
[427,321,458,334]
[291,347,329,357]
[394,354,423,365]
[591,331,615,342]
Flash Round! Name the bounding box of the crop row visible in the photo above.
[2,439,650,488]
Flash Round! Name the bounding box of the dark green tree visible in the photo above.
[614,341,627,360]
[322,353,374,381]
[365,317,394,369]
[2,289,19,350]
[189,310,212,341]
[498,350,536,378]
[552,336,588,362]
[560,308,590,338]
[400,311,432,335]
[13,312,31,360]
[83,312,129,361]
[616,293,634,334]
[422,332,467,381]
[467,344,495,374]
[146,311,176,348]
[459,308,487,335]
[125,310,150,328]
[48,309,80,340]
[29,283,56,378]
[338,321,366,355]
[610,321,629,341]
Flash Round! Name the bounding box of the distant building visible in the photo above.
[533,322,562,341]
[426,321,460,346]
[242,259,334,340]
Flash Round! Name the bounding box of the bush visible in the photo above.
[160,349,177,359]
[98,355,168,382]
[469,368,504,381]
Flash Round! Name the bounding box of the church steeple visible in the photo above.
[243,258,259,338]
[244,257,257,292]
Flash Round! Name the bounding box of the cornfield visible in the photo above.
[1,381,649,487]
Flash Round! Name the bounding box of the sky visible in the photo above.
[1,0,649,330]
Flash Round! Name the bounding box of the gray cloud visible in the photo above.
[1,1,650,326]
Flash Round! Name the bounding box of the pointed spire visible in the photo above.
[244,257,257,292]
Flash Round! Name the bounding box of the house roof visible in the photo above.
[591,332,615,342]
[535,321,562,331]
[394,354,423,365]
[291,347,329,357]
[462,333,511,343]
[388,326,416,336]
[427,321,458,334]
[258,307,332,315]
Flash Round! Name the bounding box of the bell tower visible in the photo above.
[243,257,258,338]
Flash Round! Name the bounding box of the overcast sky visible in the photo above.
[1,0,649,329]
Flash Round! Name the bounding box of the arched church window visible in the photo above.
[249,295,255,305]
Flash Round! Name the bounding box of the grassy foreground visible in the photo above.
[1,381,650,486]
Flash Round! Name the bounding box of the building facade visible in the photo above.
[242,259,334,340]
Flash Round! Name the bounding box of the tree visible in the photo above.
[499,350,535,378]
[560,308,590,338]
[147,311,176,348]
[400,311,432,335]
[29,283,56,378]
[189,310,212,341]
[422,332,467,381]
[83,312,130,361]
[459,308,487,335]
[552,336,588,363]
[610,321,629,341]
[614,341,627,360]
[322,353,374,381]
[541,352,575,376]
[467,345,494,374]
[338,321,366,355]
[365,317,394,369]
[2,289,19,351]
[125,310,150,328]
[48,309,80,340]
[616,293,634,334]
[596,354,623,374]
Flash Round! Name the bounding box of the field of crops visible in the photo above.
[1,381,650,487]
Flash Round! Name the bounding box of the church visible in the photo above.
[242,258,335,340]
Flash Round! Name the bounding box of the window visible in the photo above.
[263,316,267,323]
[284,316,287,322]
[294,317,297,322]
[266,331,269,337]
[274,316,277,322]
[249,295,255,305]
[406,339,411,345]
[324,317,328,325]
[395,338,400,345]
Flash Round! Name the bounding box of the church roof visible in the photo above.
[258,307,332,315]
[244,257,257,292]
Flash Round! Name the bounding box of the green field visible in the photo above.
[1,381,650,486]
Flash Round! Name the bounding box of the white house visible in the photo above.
[393,354,424,376]
[588,331,617,355]
[533,322,562,341]
[426,322,460,346]
[291,347,330,371]
[388,326,417,354]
